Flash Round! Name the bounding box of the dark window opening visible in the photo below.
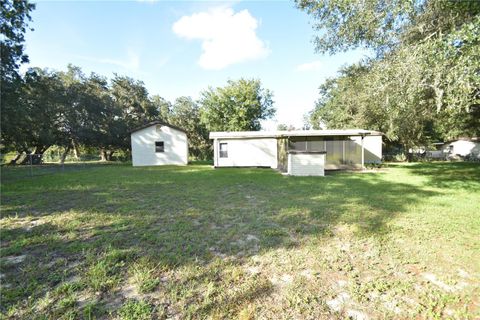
[219,143,228,158]
[155,141,164,153]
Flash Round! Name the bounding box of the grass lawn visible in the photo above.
[1,162,479,319]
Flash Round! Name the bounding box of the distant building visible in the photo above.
[441,137,480,160]
[209,129,383,176]
[131,121,188,166]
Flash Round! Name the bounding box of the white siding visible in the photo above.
[442,140,480,158]
[363,135,382,163]
[288,153,325,176]
[214,138,277,168]
[131,125,188,166]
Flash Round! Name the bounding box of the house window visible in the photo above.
[155,141,164,153]
[219,143,228,158]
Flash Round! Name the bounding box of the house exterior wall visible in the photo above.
[288,153,325,176]
[361,135,383,163]
[131,125,188,166]
[210,132,382,171]
[441,140,480,159]
[214,138,278,168]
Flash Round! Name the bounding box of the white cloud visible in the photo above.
[77,50,140,71]
[295,60,322,72]
[172,7,269,70]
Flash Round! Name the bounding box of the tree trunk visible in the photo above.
[20,146,48,165]
[100,148,107,161]
[72,140,80,160]
[106,150,115,161]
[9,153,25,165]
[60,146,71,164]
[404,144,412,162]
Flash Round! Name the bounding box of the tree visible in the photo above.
[1,0,35,156]
[169,97,210,160]
[58,66,122,161]
[151,95,171,123]
[301,0,480,156]
[199,79,275,132]
[0,0,35,80]
[110,75,158,152]
[295,0,480,55]
[17,68,66,164]
[110,75,158,131]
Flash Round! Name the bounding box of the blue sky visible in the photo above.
[24,0,368,129]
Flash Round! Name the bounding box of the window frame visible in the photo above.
[155,141,165,153]
[219,142,228,158]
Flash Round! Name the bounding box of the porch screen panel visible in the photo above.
[325,140,343,165]
[307,140,325,152]
[289,140,307,151]
[344,139,361,165]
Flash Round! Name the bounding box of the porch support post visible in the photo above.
[361,135,365,170]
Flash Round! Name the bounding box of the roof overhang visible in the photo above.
[209,129,383,140]
[131,121,187,134]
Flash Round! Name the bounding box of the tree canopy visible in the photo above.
[199,79,275,132]
[2,62,276,162]
[300,0,480,153]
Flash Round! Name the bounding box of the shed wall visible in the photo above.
[131,125,188,166]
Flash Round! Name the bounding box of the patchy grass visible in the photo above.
[1,162,479,319]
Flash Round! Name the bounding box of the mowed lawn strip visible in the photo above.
[1,162,479,319]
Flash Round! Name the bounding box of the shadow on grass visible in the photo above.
[402,162,480,189]
[0,163,447,316]
[1,165,439,261]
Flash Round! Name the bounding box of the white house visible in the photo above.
[209,129,383,176]
[131,121,188,166]
[441,137,480,160]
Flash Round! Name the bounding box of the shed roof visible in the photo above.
[131,121,187,134]
[209,129,383,139]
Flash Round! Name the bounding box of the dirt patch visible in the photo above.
[346,309,369,320]
[299,269,314,280]
[269,274,293,287]
[422,273,468,292]
[3,254,27,264]
[121,282,141,300]
[245,234,259,242]
[246,266,261,276]
[457,269,470,279]
[326,292,351,312]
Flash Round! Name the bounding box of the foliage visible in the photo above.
[16,68,66,162]
[200,79,275,132]
[110,75,158,132]
[151,94,171,123]
[2,66,168,162]
[301,0,480,153]
[168,96,211,160]
[2,61,277,162]
[0,0,35,80]
[0,0,35,155]
[295,0,480,55]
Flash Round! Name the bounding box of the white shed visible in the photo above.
[131,121,188,166]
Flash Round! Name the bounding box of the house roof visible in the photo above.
[131,121,187,134]
[209,129,383,140]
